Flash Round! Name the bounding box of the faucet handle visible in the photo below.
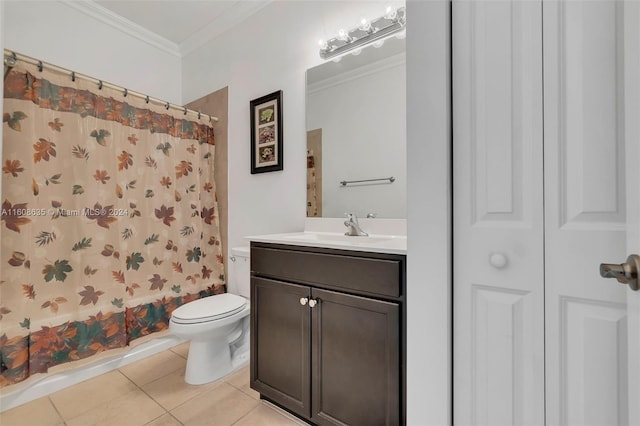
[366,213,377,218]
[345,213,359,224]
[343,212,368,237]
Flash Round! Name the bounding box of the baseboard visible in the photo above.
[0,334,185,413]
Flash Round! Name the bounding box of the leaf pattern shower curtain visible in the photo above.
[0,62,224,387]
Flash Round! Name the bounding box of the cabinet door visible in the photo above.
[250,277,311,418]
[310,288,400,426]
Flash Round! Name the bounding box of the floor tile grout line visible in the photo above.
[165,379,228,414]
[164,412,184,426]
[235,386,260,401]
[230,403,262,425]
[117,357,186,391]
[6,348,263,426]
[48,370,141,423]
[143,411,184,426]
[114,348,212,415]
[47,395,68,425]
[59,377,151,425]
[168,345,189,360]
[118,366,175,417]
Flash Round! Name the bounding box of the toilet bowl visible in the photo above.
[169,247,251,385]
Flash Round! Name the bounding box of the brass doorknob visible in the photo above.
[600,254,639,291]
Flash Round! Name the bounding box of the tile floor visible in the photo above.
[0,343,309,426]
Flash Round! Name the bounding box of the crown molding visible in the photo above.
[179,0,272,57]
[61,0,181,57]
[307,52,406,95]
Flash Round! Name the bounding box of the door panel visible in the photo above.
[250,277,311,418]
[560,299,628,425]
[310,288,399,426]
[548,0,626,229]
[455,1,639,424]
[555,1,626,227]
[624,2,640,424]
[453,1,544,424]
[543,1,629,424]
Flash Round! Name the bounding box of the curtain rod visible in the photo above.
[3,49,218,123]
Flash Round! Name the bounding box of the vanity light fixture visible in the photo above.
[384,5,398,20]
[318,6,406,60]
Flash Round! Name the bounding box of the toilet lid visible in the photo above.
[171,293,247,324]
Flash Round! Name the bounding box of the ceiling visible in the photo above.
[89,0,271,55]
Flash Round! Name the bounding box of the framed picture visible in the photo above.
[250,90,283,174]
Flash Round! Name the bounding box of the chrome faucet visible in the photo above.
[344,213,368,236]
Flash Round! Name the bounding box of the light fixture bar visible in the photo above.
[319,7,406,60]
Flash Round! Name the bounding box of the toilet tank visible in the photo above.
[230,247,251,298]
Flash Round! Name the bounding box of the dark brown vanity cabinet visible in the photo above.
[250,242,405,426]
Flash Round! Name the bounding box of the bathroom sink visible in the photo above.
[280,233,394,245]
[247,231,407,254]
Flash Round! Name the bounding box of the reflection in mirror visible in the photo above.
[306,36,406,218]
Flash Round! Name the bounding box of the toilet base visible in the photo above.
[184,336,232,385]
[180,315,250,385]
[169,302,250,385]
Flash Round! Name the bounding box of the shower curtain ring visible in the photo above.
[198,112,201,119]
[183,107,187,115]
[145,96,149,104]
[98,80,103,90]
[37,61,43,72]
[123,88,128,97]
[71,71,76,82]
[165,102,170,110]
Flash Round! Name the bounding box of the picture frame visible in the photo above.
[250,90,283,174]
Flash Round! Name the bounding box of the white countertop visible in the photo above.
[245,231,407,255]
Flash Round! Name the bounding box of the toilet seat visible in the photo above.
[171,293,247,324]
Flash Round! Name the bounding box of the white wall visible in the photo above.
[406,0,452,424]
[182,1,404,255]
[3,0,181,103]
[306,54,406,218]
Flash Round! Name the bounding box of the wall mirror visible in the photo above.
[306,36,406,219]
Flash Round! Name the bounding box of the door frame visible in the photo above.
[406,1,453,425]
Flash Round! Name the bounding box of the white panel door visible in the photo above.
[453,1,545,424]
[454,0,640,424]
[623,2,640,425]
[543,1,637,424]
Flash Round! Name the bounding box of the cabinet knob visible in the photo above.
[308,299,318,308]
[300,297,308,306]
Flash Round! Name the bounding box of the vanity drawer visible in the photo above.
[251,244,403,299]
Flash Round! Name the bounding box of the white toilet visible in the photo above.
[169,246,251,385]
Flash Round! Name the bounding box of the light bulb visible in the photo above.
[359,18,371,32]
[352,48,362,56]
[337,29,348,41]
[373,40,385,48]
[395,30,406,40]
[318,39,328,50]
[385,6,397,20]
[332,56,342,63]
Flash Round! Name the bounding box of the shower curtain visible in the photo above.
[0,62,225,387]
